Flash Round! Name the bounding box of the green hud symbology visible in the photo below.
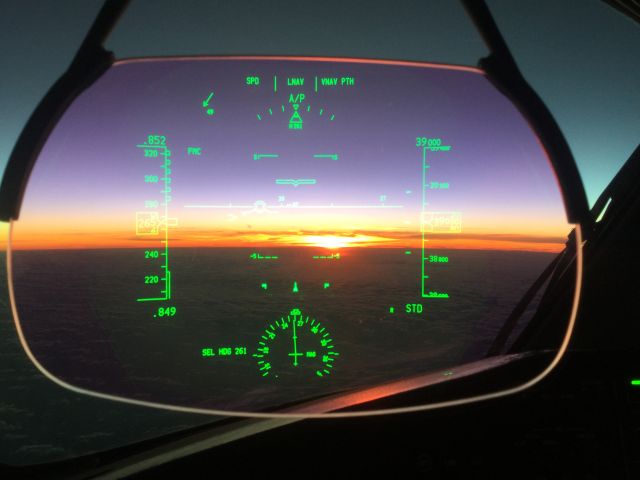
[253,309,339,378]
[419,138,455,299]
[9,58,570,412]
[136,135,175,315]
[251,75,350,130]
[131,74,461,382]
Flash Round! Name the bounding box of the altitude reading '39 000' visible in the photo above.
[254,309,339,378]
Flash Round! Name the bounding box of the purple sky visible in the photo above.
[16,58,568,248]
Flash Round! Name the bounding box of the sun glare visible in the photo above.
[296,234,397,249]
[304,235,357,249]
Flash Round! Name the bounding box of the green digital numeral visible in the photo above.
[145,250,159,259]
[147,135,166,145]
[145,275,159,284]
[416,137,442,147]
[158,306,176,317]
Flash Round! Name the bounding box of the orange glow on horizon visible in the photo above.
[6,226,568,253]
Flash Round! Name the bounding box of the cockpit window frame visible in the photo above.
[1,0,586,418]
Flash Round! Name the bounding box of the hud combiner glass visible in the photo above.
[8,57,583,416]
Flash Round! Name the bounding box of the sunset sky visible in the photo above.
[10,59,570,252]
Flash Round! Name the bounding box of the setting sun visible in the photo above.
[304,235,358,248]
[300,234,395,249]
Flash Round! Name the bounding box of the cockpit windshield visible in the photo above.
[1,0,638,468]
[10,57,570,412]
